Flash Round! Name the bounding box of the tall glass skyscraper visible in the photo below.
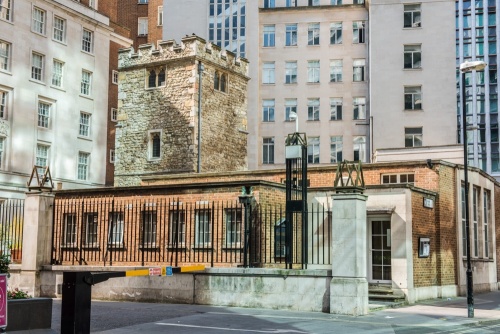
[208,0,247,57]
[457,0,499,177]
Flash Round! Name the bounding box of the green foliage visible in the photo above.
[0,254,10,277]
[7,288,31,299]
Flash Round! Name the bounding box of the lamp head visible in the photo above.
[288,111,298,121]
[460,60,487,73]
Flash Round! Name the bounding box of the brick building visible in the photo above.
[52,159,499,303]
[114,35,249,186]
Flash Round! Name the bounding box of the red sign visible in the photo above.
[0,274,7,328]
[149,267,161,276]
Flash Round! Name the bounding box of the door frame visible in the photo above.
[367,215,392,284]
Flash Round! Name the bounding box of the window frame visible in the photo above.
[157,6,163,26]
[330,22,342,45]
[0,0,12,22]
[77,151,90,181]
[404,4,421,28]
[53,16,66,43]
[404,44,422,69]
[307,137,320,164]
[109,149,115,164]
[330,59,342,82]
[195,209,212,247]
[285,24,298,47]
[285,99,297,121]
[308,23,320,46]
[37,100,51,128]
[307,98,320,121]
[80,70,92,96]
[111,108,118,122]
[0,137,5,169]
[141,210,158,248]
[353,136,367,162]
[63,213,77,247]
[32,6,46,35]
[404,86,422,110]
[79,112,91,137]
[353,97,366,120]
[307,60,320,83]
[52,59,64,88]
[483,189,491,258]
[285,61,298,84]
[36,143,50,168]
[353,59,365,82]
[262,99,275,122]
[112,70,119,85]
[108,212,124,246]
[352,21,365,44]
[330,97,343,120]
[84,213,99,247]
[225,208,242,247]
[404,127,423,147]
[82,28,94,54]
[0,89,10,119]
[263,137,275,164]
[330,136,343,163]
[169,209,186,246]
[263,25,275,47]
[138,17,148,36]
[148,130,162,160]
[262,62,275,84]
[0,40,11,72]
[31,52,45,82]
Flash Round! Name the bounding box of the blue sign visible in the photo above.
[166,266,173,276]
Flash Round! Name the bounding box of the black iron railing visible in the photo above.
[52,197,331,268]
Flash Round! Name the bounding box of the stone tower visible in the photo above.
[115,35,249,186]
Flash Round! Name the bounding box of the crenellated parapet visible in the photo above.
[118,35,249,78]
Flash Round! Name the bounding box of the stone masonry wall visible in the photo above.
[115,36,249,186]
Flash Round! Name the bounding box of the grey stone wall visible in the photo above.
[115,36,249,186]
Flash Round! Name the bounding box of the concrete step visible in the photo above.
[369,293,406,302]
[369,300,407,312]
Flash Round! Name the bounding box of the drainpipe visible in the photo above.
[197,61,204,173]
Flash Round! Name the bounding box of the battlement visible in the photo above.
[118,35,248,77]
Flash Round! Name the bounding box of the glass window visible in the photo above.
[82,29,93,53]
[79,112,91,137]
[404,4,421,28]
[286,24,298,46]
[32,53,44,81]
[353,97,366,120]
[32,7,46,34]
[84,213,98,246]
[78,152,90,180]
[38,101,50,128]
[0,0,12,21]
[36,144,49,167]
[308,23,320,45]
[53,16,66,43]
[263,137,275,164]
[264,0,275,8]
[263,25,275,47]
[262,99,275,122]
[63,214,77,246]
[330,98,342,120]
[404,45,422,69]
[307,137,320,164]
[308,98,320,121]
[195,209,211,246]
[330,136,343,163]
[483,190,491,258]
[138,17,148,36]
[285,99,297,121]
[149,132,161,159]
[307,60,320,83]
[331,0,342,4]
[169,210,186,245]
[225,209,242,245]
[141,211,157,247]
[353,21,365,44]
[108,212,124,245]
[353,59,365,81]
[330,59,342,82]
[0,40,10,71]
[404,86,422,110]
[353,136,366,162]
[404,127,423,147]
[157,6,163,26]
[81,71,92,96]
[285,61,297,84]
[330,22,342,44]
[262,62,275,84]
[0,91,7,119]
[52,60,64,87]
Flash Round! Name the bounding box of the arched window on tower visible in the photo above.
[220,74,227,92]
[214,71,220,90]
[158,68,165,86]
[148,69,157,88]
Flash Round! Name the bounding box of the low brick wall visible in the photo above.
[36,266,332,313]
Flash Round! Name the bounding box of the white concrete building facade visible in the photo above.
[0,0,129,198]
[369,0,457,158]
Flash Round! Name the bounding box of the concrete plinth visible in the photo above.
[330,277,368,316]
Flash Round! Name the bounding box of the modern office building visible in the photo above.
[0,0,130,198]
[370,0,457,157]
[456,0,500,179]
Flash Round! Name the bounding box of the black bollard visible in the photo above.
[61,272,92,334]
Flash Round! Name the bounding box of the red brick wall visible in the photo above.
[147,0,164,44]
[411,191,438,287]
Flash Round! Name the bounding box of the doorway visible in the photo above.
[369,218,391,283]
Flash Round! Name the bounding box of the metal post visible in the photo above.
[61,272,92,334]
[197,61,204,173]
[462,71,474,318]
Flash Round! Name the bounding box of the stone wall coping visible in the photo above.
[41,265,331,277]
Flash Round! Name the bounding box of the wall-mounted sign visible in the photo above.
[423,198,434,209]
[419,237,430,258]
[0,274,7,329]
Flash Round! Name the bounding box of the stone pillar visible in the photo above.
[19,192,55,297]
[330,193,368,316]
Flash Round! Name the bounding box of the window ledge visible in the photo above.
[147,157,161,162]
[192,245,213,250]
[0,69,12,76]
[50,85,66,92]
[31,31,47,38]
[139,245,160,250]
[107,244,126,249]
[307,82,320,85]
[81,50,95,57]
[403,68,422,71]
[329,81,343,84]
[61,245,79,250]
[145,85,166,91]
[29,79,46,86]
[284,82,297,85]
[52,39,67,46]
[0,18,13,25]
[79,94,94,101]
[77,136,92,142]
[82,246,100,250]
[403,109,424,112]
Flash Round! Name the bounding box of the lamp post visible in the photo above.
[459,60,487,318]
[289,111,298,133]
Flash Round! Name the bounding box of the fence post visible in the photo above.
[20,192,55,297]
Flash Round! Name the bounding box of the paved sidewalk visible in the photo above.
[8,291,500,333]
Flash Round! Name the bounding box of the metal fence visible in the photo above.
[0,199,25,263]
[52,197,331,268]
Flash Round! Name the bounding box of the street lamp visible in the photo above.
[289,111,298,133]
[459,60,487,318]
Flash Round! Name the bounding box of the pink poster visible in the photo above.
[0,274,6,328]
